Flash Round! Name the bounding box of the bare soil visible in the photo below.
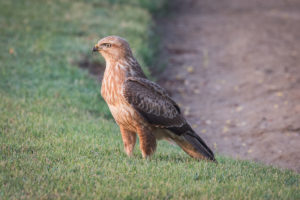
[156,0,300,172]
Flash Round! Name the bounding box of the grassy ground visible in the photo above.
[0,0,299,199]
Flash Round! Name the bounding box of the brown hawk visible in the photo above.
[93,36,216,162]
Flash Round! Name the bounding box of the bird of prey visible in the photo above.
[93,36,216,162]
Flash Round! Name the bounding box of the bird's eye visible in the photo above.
[102,43,111,48]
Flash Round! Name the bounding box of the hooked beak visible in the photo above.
[92,44,100,52]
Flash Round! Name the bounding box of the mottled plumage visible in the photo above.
[93,35,216,161]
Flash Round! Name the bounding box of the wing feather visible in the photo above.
[122,77,216,161]
[122,77,185,130]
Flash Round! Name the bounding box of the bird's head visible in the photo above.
[93,36,133,61]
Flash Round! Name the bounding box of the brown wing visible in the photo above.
[122,77,186,131]
[122,77,216,161]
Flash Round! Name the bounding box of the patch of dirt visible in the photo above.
[157,0,300,172]
[77,56,105,81]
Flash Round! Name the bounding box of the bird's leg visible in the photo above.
[136,126,157,158]
[120,126,137,156]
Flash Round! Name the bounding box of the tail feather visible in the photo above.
[167,124,216,162]
[183,131,216,162]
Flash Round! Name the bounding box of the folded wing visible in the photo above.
[122,77,216,161]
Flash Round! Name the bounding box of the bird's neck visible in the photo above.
[103,56,146,82]
[101,57,146,104]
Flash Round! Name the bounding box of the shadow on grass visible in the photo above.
[153,153,194,163]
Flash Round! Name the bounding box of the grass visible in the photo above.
[0,0,299,199]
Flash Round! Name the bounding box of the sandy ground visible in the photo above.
[157,0,300,172]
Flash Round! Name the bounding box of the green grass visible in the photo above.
[0,0,299,199]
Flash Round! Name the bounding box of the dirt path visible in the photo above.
[157,0,300,172]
